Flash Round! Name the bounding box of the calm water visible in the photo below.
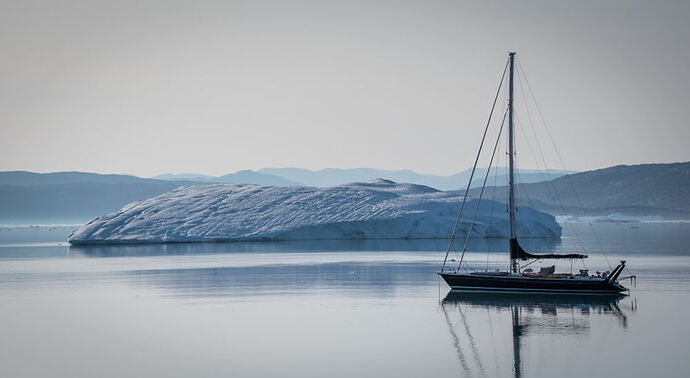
[0,222,689,378]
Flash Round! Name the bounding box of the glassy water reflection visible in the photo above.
[441,292,635,377]
[0,223,688,377]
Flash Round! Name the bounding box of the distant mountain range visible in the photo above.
[154,170,301,186]
[1,162,687,223]
[466,162,690,219]
[0,171,200,223]
[154,167,573,190]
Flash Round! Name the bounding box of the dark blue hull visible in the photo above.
[439,273,627,294]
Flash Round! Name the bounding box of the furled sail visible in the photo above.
[510,238,587,260]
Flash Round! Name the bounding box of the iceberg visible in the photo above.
[68,179,561,244]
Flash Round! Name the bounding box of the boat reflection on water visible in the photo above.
[440,292,636,378]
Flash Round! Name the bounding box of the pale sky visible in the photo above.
[1,0,688,177]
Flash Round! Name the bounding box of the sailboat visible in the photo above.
[439,52,629,294]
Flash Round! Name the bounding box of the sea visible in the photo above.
[0,221,688,378]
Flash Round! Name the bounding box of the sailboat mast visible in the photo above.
[508,52,518,273]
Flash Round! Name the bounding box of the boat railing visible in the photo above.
[617,275,637,287]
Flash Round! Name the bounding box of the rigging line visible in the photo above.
[510,121,538,254]
[511,161,540,253]
[514,79,591,258]
[515,61,594,257]
[519,259,541,270]
[457,108,508,271]
[516,58,603,258]
[514,66,586,254]
[624,264,637,278]
[452,242,464,268]
[513,84,562,203]
[512,147,542,257]
[516,58,612,269]
[441,303,472,374]
[486,308,501,377]
[441,58,510,272]
[458,306,487,376]
[486,144,500,272]
[514,117,587,255]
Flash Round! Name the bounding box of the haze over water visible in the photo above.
[1,222,689,378]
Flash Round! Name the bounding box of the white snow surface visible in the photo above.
[68,179,561,244]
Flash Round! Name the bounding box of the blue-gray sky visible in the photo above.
[1,0,688,177]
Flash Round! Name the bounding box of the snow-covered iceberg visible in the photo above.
[68,179,561,244]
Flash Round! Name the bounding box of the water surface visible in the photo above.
[0,222,688,377]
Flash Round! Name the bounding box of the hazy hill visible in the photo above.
[0,171,161,186]
[154,171,300,186]
[214,170,302,186]
[152,167,571,190]
[3,162,686,224]
[0,171,201,224]
[467,162,690,218]
[257,167,571,190]
[152,173,216,181]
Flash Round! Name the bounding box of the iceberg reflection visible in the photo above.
[68,237,560,257]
